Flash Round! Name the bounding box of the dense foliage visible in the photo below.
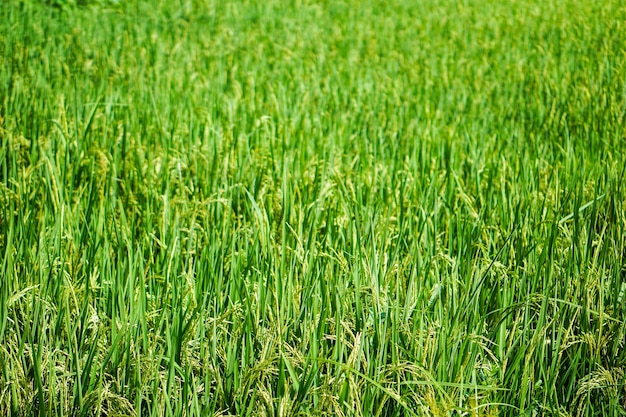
[1,0,625,415]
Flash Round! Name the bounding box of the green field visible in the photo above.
[1,0,626,415]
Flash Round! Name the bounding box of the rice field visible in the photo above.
[1,0,626,415]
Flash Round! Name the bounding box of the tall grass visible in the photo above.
[1,0,625,415]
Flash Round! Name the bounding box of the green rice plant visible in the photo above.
[1,0,625,416]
